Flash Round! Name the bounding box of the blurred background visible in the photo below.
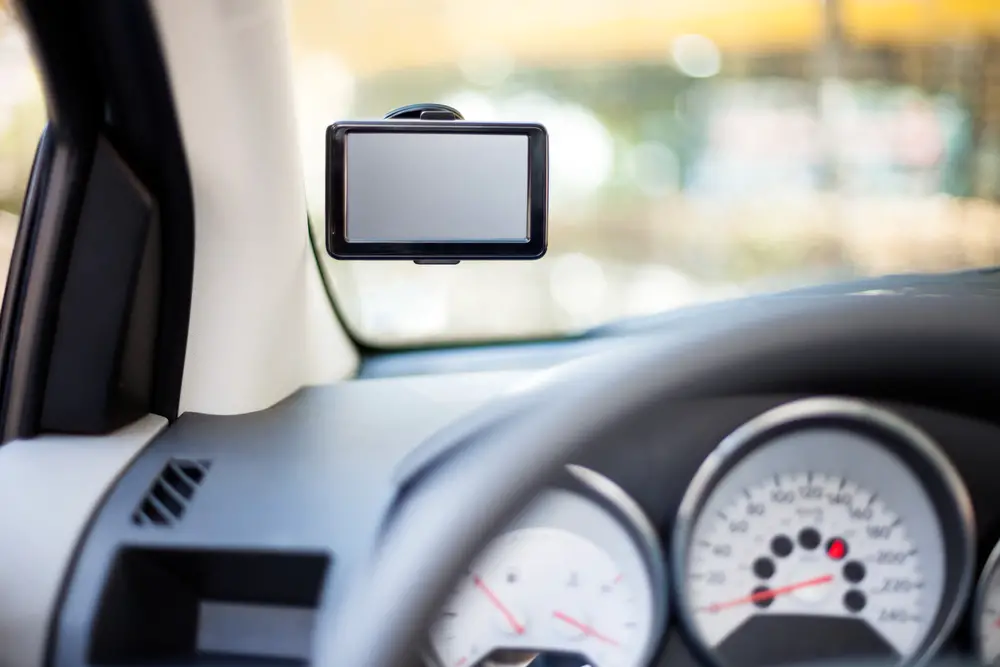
[6,1,1000,346]
[0,3,45,297]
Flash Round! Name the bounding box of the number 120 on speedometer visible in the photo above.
[673,399,974,667]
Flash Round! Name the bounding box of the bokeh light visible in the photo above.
[459,45,515,88]
[671,34,722,79]
[625,142,681,197]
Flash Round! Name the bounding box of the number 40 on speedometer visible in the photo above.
[673,399,974,667]
[690,472,924,654]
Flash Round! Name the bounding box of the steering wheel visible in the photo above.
[315,296,1000,666]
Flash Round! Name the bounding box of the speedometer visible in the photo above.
[674,398,974,667]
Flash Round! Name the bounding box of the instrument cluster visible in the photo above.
[426,398,1000,667]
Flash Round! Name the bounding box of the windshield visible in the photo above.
[290,0,1000,346]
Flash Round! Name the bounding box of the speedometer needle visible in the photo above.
[552,611,620,646]
[473,574,525,635]
[700,574,834,613]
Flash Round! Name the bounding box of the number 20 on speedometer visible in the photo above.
[673,399,974,667]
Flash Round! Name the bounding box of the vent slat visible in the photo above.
[143,493,177,526]
[132,458,211,528]
[139,498,167,525]
[157,475,191,509]
[161,464,194,499]
[169,462,200,492]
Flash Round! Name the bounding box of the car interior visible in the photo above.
[5,1,1000,667]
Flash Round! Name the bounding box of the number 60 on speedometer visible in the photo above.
[673,399,974,667]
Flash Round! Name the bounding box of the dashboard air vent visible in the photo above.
[132,459,211,527]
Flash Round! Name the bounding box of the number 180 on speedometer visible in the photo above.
[673,400,974,667]
[690,472,925,657]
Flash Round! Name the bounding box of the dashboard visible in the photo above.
[45,367,1000,667]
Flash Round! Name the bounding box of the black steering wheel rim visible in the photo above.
[316,295,1000,667]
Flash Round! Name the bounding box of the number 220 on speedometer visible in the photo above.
[673,400,974,667]
[689,472,924,657]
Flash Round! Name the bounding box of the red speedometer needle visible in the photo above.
[552,611,621,646]
[473,574,525,635]
[700,574,834,613]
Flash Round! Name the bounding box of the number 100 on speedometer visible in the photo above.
[673,399,974,667]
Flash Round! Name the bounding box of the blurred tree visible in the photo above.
[0,4,45,216]
[0,95,44,215]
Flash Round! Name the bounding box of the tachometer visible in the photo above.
[428,466,666,667]
[674,398,974,667]
[433,528,644,666]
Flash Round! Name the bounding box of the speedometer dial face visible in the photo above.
[675,398,974,667]
[429,466,666,667]
[690,472,927,657]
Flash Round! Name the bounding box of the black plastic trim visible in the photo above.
[88,548,331,666]
[0,2,104,442]
[89,0,195,420]
[13,1,102,138]
[2,0,195,436]
[0,133,99,440]
[40,138,158,433]
[0,126,53,435]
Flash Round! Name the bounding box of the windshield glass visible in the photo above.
[291,0,1000,346]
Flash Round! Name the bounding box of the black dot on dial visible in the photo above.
[843,561,866,583]
[798,527,821,550]
[844,590,866,613]
[752,585,774,609]
[753,557,776,579]
[771,535,794,557]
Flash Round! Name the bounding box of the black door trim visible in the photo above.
[0,0,195,439]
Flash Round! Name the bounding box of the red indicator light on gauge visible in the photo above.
[826,537,848,560]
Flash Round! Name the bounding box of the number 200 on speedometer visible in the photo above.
[673,399,974,667]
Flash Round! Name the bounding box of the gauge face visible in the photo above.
[675,399,974,667]
[689,471,929,659]
[974,539,1000,665]
[429,469,665,667]
[433,528,647,666]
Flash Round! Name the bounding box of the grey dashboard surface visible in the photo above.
[358,269,1000,380]
[52,370,532,667]
[49,298,1000,667]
